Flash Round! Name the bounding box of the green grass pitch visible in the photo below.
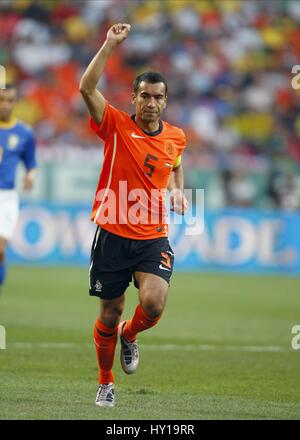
[0,266,299,420]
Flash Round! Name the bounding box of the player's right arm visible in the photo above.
[79,23,131,125]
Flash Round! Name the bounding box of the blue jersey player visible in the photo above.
[0,84,37,290]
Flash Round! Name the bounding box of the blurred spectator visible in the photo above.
[268,171,300,211]
[224,170,257,208]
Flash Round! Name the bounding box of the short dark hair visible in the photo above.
[133,71,168,96]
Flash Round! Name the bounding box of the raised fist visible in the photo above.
[106,23,131,46]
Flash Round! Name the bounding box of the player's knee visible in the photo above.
[100,311,120,328]
[142,298,165,319]
[100,301,124,327]
[141,286,167,318]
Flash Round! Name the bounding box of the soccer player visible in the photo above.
[80,23,188,407]
[0,84,37,291]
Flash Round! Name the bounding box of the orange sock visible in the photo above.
[122,304,161,342]
[94,319,118,384]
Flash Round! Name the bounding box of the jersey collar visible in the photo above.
[0,118,17,129]
[131,115,163,136]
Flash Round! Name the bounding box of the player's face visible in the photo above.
[132,81,167,123]
[0,88,17,121]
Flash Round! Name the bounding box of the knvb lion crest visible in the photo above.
[165,141,174,156]
[95,280,102,292]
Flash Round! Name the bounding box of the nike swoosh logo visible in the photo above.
[165,163,173,168]
[131,133,146,139]
[166,250,174,256]
[159,264,171,272]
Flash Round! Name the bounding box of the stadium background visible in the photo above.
[1,0,300,273]
[1,0,300,420]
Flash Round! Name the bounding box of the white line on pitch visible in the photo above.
[7,342,290,352]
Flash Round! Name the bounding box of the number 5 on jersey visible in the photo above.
[144,153,158,177]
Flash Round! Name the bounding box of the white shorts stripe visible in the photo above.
[94,132,117,224]
[89,226,101,289]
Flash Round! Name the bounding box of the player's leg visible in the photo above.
[94,294,126,407]
[119,237,174,374]
[94,294,125,385]
[93,288,127,409]
[0,237,7,288]
[119,273,169,374]
[89,228,133,406]
[121,272,168,343]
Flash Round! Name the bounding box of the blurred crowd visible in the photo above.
[1,0,300,210]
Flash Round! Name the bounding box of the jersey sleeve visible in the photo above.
[90,101,121,141]
[21,128,37,171]
[174,129,186,168]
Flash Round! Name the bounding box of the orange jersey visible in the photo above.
[90,101,186,239]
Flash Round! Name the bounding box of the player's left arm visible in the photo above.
[23,168,37,192]
[168,158,188,215]
[21,129,37,192]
